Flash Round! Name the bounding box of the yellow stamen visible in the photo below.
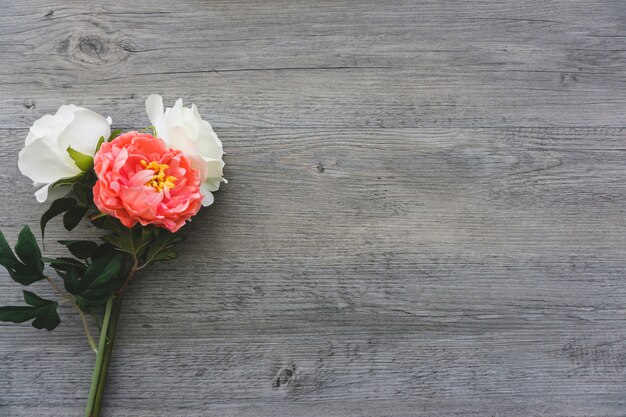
[141,160,177,192]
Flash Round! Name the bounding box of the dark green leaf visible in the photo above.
[91,243,114,261]
[41,198,77,240]
[58,240,99,259]
[80,252,123,291]
[90,215,127,233]
[101,233,133,253]
[14,226,44,275]
[101,226,158,259]
[62,268,80,295]
[44,256,87,272]
[24,291,60,330]
[75,295,109,310]
[0,227,45,285]
[50,172,85,191]
[136,227,157,257]
[23,290,49,307]
[0,306,38,323]
[44,257,87,294]
[31,309,61,330]
[7,269,43,286]
[75,252,125,309]
[144,233,185,265]
[63,206,88,231]
[0,291,60,331]
[72,182,93,207]
[0,305,36,317]
[66,146,93,171]
[0,230,21,270]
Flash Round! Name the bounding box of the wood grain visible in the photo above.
[1,1,625,416]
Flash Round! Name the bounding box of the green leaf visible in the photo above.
[108,129,122,142]
[75,252,125,309]
[63,206,88,231]
[23,290,49,307]
[58,240,99,259]
[72,182,93,207]
[0,291,60,331]
[14,226,44,275]
[7,269,43,286]
[137,227,157,257]
[0,306,38,324]
[23,291,60,330]
[91,243,115,261]
[0,230,21,270]
[45,256,87,294]
[74,295,109,310]
[50,171,86,192]
[95,136,106,153]
[90,215,127,233]
[144,233,185,265]
[44,256,87,272]
[62,268,80,295]
[101,226,157,259]
[0,227,45,285]
[41,198,77,240]
[80,252,123,291]
[101,233,133,254]
[66,146,93,171]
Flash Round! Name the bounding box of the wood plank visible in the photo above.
[0,1,624,128]
[0,0,625,415]
[1,127,625,415]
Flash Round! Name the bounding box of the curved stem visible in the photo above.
[46,276,97,353]
[45,276,64,296]
[74,304,98,353]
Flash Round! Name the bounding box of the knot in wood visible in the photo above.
[59,32,131,66]
[273,367,294,388]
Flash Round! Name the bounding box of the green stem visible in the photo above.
[84,236,138,416]
[92,297,123,417]
[84,297,120,417]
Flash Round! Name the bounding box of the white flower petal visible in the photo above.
[200,183,215,206]
[203,158,225,183]
[188,154,209,179]
[18,138,79,183]
[34,184,51,203]
[25,115,64,146]
[144,95,227,203]
[168,126,196,155]
[203,178,222,193]
[55,104,81,122]
[19,104,109,202]
[196,121,223,159]
[34,183,69,203]
[146,94,164,127]
[57,109,111,156]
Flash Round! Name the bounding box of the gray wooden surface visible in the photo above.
[1,1,625,416]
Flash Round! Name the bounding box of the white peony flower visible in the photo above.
[145,94,226,206]
[18,105,111,202]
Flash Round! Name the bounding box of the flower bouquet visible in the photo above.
[0,95,226,416]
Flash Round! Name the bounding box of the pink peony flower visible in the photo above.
[93,131,203,232]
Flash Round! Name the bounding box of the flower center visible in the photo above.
[141,160,177,192]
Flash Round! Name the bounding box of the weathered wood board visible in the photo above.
[0,1,625,416]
